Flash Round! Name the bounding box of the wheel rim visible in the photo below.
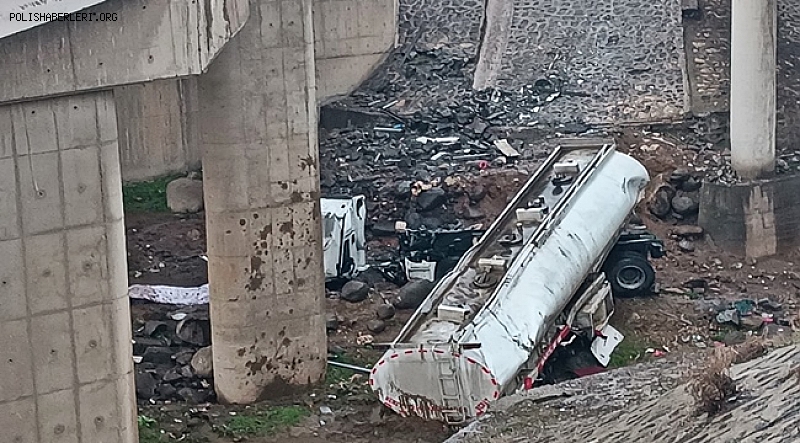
[616,265,646,290]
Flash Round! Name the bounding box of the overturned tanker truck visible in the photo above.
[369,138,664,423]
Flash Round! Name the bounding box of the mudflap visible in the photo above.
[590,324,624,367]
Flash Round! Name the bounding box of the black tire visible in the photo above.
[607,252,655,298]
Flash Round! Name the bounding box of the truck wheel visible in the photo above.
[608,252,655,298]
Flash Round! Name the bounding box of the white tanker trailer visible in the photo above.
[369,138,664,423]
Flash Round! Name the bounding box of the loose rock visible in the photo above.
[326,313,340,331]
[416,187,447,211]
[671,195,699,215]
[135,372,158,399]
[376,304,396,320]
[678,239,695,252]
[394,279,436,310]
[367,319,387,333]
[649,186,675,218]
[680,177,702,192]
[341,280,370,303]
[166,178,204,213]
[191,346,213,378]
[672,225,704,238]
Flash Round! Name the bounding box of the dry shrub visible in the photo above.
[730,338,767,364]
[791,365,800,383]
[688,348,738,415]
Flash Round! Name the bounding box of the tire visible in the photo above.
[607,252,655,298]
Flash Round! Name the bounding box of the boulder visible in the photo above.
[191,346,213,378]
[672,225,704,238]
[649,185,675,219]
[166,178,204,213]
[393,279,436,310]
[326,313,340,332]
[366,319,386,333]
[671,196,699,215]
[416,187,447,211]
[376,304,396,320]
[341,280,370,303]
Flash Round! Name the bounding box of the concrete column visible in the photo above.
[198,0,327,403]
[730,0,777,180]
[0,92,137,442]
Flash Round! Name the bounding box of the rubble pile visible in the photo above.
[132,304,215,404]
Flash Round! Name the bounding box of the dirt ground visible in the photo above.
[126,129,800,443]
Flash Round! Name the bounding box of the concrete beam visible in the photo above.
[0,0,250,104]
[0,91,137,443]
[730,0,777,180]
[198,0,326,403]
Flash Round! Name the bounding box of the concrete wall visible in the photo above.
[699,174,800,258]
[0,0,249,104]
[115,78,201,182]
[313,0,397,101]
[0,91,137,442]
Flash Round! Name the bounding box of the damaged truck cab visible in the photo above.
[370,139,663,423]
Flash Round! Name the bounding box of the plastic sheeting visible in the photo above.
[129,284,208,305]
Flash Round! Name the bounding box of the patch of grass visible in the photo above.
[218,405,310,438]
[325,352,375,385]
[123,174,183,213]
[608,335,649,368]
[138,415,163,443]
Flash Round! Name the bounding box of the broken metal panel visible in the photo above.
[321,195,367,279]
[371,139,651,420]
[591,324,624,367]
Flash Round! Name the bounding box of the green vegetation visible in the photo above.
[122,174,182,213]
[218,405,310,438]
[138,415,163,443]
[608,335,649,368]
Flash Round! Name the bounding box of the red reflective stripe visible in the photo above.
[369,378,374,385]
[490,378,498,386]
[378,360,386,366]
[493,391,500,399]
[404,350,414,354]
[390,354,399,359]
[466,357,477,364]
[371,367,377,374]
[452,353,461,358]
[433,349,445,354]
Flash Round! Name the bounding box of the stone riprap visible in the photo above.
[397,0,484,57]
[495,0,687,124]
[353,0,688,126]
[685,0,730,114]
[684,0,800,182]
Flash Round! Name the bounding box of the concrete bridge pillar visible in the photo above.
[0,91,137,442]
[730,0,777,179]
[198,0,327,403]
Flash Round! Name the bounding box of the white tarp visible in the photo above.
[0,0,109,40]
[129,284,209,305]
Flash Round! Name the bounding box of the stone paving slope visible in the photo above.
[684,0,730,115]
[446,345,800,443]
[495,0,686,124]
[686,0,800,150]
[378,0,688,125]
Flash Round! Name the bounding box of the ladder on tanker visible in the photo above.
[436,358,466,424]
